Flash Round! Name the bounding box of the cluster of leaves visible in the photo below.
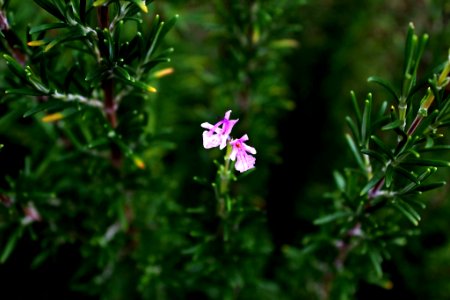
[293,23,450,298]
[0,0,182,298]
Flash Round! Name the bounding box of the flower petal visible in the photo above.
[239,134,249,142]
[202,131,221,149]
[201,111,238,150]
[219,136,228,150]
[235,152,256,172]
[244,144,256,154]
[200,122,214,130]
[229,148,238,161]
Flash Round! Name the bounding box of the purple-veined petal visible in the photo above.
[201,110,238,150]
[201,122,214,130]
[244,144,256,154]
[202,131,221,149]
[229,134,257,172]
[229,147,238,161]
[235,152,256,172]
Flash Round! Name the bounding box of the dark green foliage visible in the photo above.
[0,1,449,300]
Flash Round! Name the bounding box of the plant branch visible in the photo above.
[97,4,121,167]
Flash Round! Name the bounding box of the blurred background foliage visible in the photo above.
[0,0,449,299]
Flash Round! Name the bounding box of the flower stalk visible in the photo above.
[202,110,257,219]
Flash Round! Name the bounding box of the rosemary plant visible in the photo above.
[294,23,450,299]
[0,1,449,300]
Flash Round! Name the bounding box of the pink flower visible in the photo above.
[230,134,256,172]
[201,110,238,149]
[22,202,42,225]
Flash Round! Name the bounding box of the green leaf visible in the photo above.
[369,249,383,278]
[403,23,416,79]
[5,88,46,97]
[145,14,178,62]
[113,20,123,55]
[361,95,372,145]
[129,0,148,13]
[33,0,65,21]
[360,172,384,196]
[1,227,24,263]
[31,251,51,269]
[367,76,398,102]
[85,66,107,82]
[3,54,27,80]
[381,119,402,131]
[414,181,447,193]
[376,101,389,120]
[44,27,87,52]
[345,116,360,142]
[29,22,67,34]
[114,65,132,81]
[93,0,108,6]
[333,170,346,192]
[181,244,202,255]
[392,165,419,184]
[26,66,49,93]
[134,31,145,60]
[144,15,163,61]
[400,199,421,220]
[411,33,428,81]
[155,14,178,48]
[141,57,171,73]
[117,77,157,94]
[400,158,450,167]
[385,165,394,188]
[313,211,352,225]
[437,119,450,128]
[399,167,437,195]
[124,1,148,18]
[350,90,362,125]
[39,55,49,87]
[360,149,388,165]
[409,198,426,209]
[370,135,394,160]
[392,199,420,226]
[345,133,365,172]
[395,135,415,157]
[85,137,109,150]
[419,145,450,153]
[23,100,69,117]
